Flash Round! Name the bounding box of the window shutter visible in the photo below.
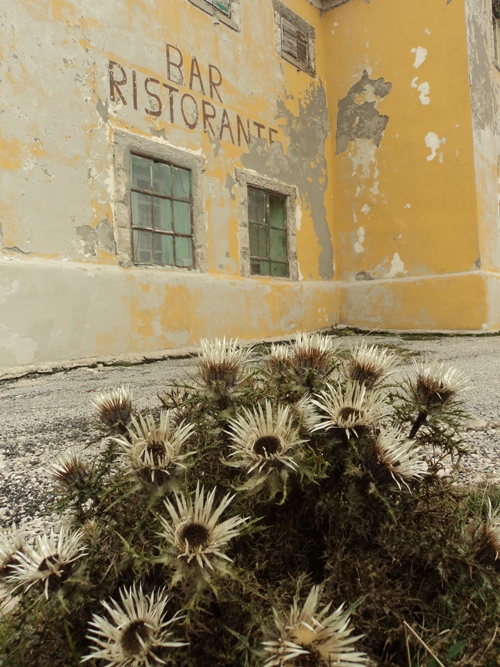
[212,0,230,15]
[281,17,308,66]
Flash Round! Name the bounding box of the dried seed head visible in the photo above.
[48,448,89,490]
[197,337,252,390]
[411,361,468,412]
[370,427,428,491]
[344,342,398,389]
[290,333,339,374]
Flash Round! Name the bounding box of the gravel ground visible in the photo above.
[1,332,500,536]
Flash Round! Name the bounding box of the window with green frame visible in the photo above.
[248,187,288,278]
[209,0,230,15]
[130,154,194,268]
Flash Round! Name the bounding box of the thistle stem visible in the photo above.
[409,411,427,439]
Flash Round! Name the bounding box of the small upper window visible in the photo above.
[189,0,240,31]
[248,187,288,277]
[130,154,194,268]
[272,0,315,77]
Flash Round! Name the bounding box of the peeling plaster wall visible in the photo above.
[323,0,484,330]
[464,0,500,327]
[0,0,338,368]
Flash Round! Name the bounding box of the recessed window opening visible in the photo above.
[130,154,194,268]
[248,187,288,278]
[494,0,500,64]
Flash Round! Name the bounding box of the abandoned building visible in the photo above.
[1,0,500,368]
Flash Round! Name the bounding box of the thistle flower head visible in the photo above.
[7,526,87,599]
[83,584,187,666]
[48,447,89,490]
[262,586,366,667]
[0,524,26,580]
[291,394,322,433]
[371,427,428,490]
[158,483,246,573]
[116,411,195,487]
[311,382,388,438]
[411,361,468,412]
[485,499,500,561]
[266,343,292,373]
[290,332,339,374]
[91,385,133,428]
[344,342,398,389]
[197,337,251,390]
[225,400,305,475]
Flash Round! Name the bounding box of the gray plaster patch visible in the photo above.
[241,82,333,280]
[466,3,496,131]
[0,224,3,249]
[224,173,236,200]
[336,70,392,154]
[96,99,108,123]
[76,218,116,256]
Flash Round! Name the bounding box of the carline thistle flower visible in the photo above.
[7,526,87,599]
[91,385,134,429]
[0,524,26,580]
[311,382,389,439]
[197,337,252,390]
[115,411,195,487]
[290,332,339,374]
[411,360,468,412]
[485,498,500,561]
[225,400,305,475]
[83,584,187,667]
[47,447,89,491]
[344,341,398,389]
[370,427,428,491]
[262,585,367,667]
[158,484,246,574]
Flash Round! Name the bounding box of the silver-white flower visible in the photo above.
[225,400,305,474]
[0,524,26,580]
[262,585,366,667]
[7,526,87,599]
[47,447,89,490]
[344,342,398,389]
[158,484,246,572]
[116,411,195,486]
[83,584,186,666]
[372,427,428,490]
[197,337,252,390]
[91,385,134,428]
[290,332,339,374]
[411,360,468,411]
[311,382,388,438]
[485,498,500,560]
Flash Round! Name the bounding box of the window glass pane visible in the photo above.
[154,233,174,266]
[173,200,192,234]
[132,192,152,229]
[133,229,153,264]
[214,0,230,15]
[175,236,194,267]
[269,228,287,261]
[268,195,286,228]
[131,155,151,191]
[250,260,261,275]
[153,197,172,231]
[172,166,191,199]
[152,162,171,196]
[249,224,259,258]
[271,262,288,278]
[257,226,268,258]
[258,260,270,275]
[248,188,266,224]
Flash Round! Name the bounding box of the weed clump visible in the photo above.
[1,335,499,667]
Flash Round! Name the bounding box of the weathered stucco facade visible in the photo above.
[1,0,499,369]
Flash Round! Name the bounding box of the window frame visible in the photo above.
[112,129,207,271]
[272,0,316,77]
[188,0,241,32]
[130,153,195,269]
[235,168,299,281]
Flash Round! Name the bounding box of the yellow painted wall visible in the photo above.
[322,0,488,330]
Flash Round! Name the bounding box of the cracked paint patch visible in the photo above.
[411,46,428,68]
[387,252,406,278]
[336,70,392,154]
[425,132,446,161]
[354,226,365,253]
[411,77,430,105]
[76,218,116,256]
